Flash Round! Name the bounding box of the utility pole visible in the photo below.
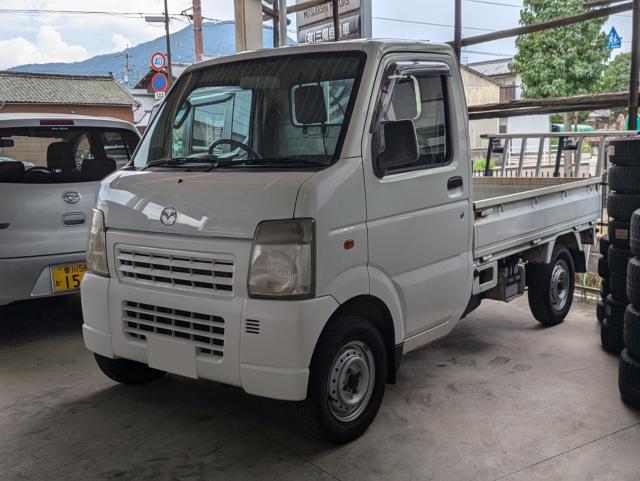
[193,0,204,62]
[332,0,340,42]
[278,0,288,47]
[164,0,174,87]
[272,0,280,48]
[117,51,133,85]
[454,0,462,62]
[629,0,640,130]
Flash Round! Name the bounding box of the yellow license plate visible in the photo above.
[51,263,88,293]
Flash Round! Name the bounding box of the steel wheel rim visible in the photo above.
[550,259,570,311]
[327,340,375,423]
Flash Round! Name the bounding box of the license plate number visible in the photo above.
[51,263,88,293]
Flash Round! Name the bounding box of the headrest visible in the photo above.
[47,142,75,171]
[0,160,25,182]
[294,85,327,125]
[81,158,117,180]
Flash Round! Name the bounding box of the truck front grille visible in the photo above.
[123,301,225,359]
[115,245,234,295]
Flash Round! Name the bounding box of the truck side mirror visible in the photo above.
[376,119,419,174]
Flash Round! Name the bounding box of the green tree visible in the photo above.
[511,0,610,99]
[600,52,632,92]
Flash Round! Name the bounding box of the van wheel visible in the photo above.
[298,316,387,444]
[527,245,575,326]
[94,353,166,385]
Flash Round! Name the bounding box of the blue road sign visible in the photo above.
[608,27,622,49]
[151,73,168,93]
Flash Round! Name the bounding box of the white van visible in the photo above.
[81,41,600,443]
[0,114,139,305]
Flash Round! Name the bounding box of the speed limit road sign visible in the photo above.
[150,51,167,71]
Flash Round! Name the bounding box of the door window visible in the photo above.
[378,67,451,173]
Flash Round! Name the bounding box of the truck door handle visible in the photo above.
[447,176,463,190]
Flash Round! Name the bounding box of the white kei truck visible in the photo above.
[81,40,600,443]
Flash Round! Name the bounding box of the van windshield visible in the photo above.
[134,51,365,169]
[0,126,139,184]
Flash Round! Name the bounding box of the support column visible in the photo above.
[629,0,640,130]
[234,0,264,52]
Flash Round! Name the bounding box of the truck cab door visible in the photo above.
[363,55,473,341]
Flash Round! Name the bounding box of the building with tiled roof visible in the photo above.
[0,71,136,122]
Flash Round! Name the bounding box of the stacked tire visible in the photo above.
[619,209,640,409]
[601,139,639,354]
[596,234,609,323]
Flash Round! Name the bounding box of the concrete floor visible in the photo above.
[1,295,639,481]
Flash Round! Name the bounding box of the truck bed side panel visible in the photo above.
[473,178,600,261]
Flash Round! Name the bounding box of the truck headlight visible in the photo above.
[87,208,109,277]
[248,219,315,299]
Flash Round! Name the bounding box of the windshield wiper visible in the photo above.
[142,156,218,170]
[207,157,329,171]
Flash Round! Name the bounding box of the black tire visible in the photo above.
[610,271,628,304]
[631,210,640,257]
[627,257,640,308]
[608,138,640,166]
[298,316,387,444]
[94,353,166,385]
[602,319,625,354]
[608,245,632,275]
[597,299,607,323]
[598,256,610,279]
[607,193,640,222]
[609,219,631,249]
[624,303,640,359]
[599,235,611,257]
[608,165,640,194]
[527,245,575,326]
[619,349,640,409]
[605,294,627,328]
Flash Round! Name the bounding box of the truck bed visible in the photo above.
[472,177,601,262]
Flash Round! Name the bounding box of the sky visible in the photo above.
[0,0,633,70]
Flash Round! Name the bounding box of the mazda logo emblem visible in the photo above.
[160,206,177,226]
[62,191,80,204]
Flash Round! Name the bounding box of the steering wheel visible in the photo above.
[208,138,261,160]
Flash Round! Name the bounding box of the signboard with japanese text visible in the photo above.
[296,0,371,44]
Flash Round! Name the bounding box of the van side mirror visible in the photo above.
[376,119,419,175]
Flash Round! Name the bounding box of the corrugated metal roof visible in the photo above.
[0,71,136,106]
[466,58,513,77]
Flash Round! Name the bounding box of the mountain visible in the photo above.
[8,21,290,87]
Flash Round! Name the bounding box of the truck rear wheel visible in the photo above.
[298,315,387,444]
[94,353,166,385]
[527,245,575,326]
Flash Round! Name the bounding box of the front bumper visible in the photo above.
[81,272,338,401]
[0,252,85,306]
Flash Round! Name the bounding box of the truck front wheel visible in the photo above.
[298,316,387,444]
[527,245,575,326]
[94,353,166,385]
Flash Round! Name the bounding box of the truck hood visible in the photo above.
[99,170,316,239]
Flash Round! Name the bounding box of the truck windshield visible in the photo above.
[0,126,139,184]
[134,51,365,169]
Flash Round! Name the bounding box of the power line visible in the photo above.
[0,8,189,18]
[373,16,496,33]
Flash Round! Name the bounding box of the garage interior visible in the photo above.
[2,295,638,481]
